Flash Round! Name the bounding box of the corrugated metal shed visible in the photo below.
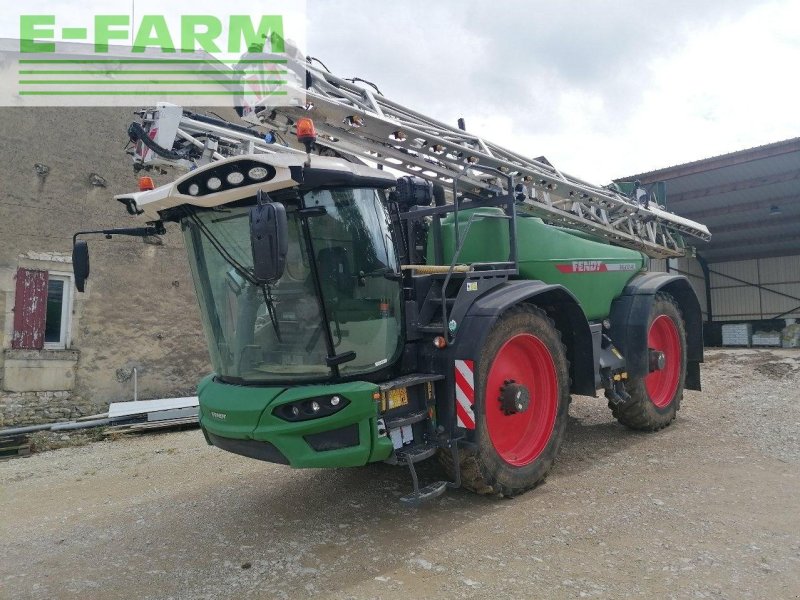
[618,137,800,263]
[650,253,800,322]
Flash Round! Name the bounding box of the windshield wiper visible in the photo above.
[185,208,284,342]
[298,204,356,373]
[185,208,255,283]
[261,284,282,343]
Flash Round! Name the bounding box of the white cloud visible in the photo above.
[3,0,797,183]
[617,0,800,175]
[307,0,800,183]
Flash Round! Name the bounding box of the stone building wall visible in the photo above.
[0,107,211,426]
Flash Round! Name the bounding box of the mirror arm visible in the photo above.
[72,222,165,244]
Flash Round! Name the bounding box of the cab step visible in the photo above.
[385,410,428,431]
[395,443,437,463]
[400,480,448,506]
[398,443,448,506]
[397,443,463,506]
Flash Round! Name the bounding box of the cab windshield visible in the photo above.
[182,187,402,383]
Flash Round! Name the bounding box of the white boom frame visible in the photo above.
[129,55,710,259]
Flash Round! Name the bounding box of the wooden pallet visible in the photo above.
[0,435,31,460]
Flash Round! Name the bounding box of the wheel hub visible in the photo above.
[645,314,682,408]
[648,349,666,372]
[499,380,530,415]
[485,332,558,467]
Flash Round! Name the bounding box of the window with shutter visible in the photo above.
[11,268,49,350]
[43,274,72,349]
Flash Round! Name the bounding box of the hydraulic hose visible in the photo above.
[127,122,186,161]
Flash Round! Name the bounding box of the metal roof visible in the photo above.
[617,137,800,263]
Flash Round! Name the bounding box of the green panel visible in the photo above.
[198,376,393,468]
[427,207,511,265]
[197,374,284,438]
[429,209,646,320]
[515,217,645,319]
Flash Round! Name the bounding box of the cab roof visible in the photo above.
[116,153,397,221]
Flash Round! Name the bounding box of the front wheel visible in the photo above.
[611,292,687,431]
[441,305,570,497]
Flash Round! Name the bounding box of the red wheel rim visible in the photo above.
[485,334,558,467]
[645,315,681,408]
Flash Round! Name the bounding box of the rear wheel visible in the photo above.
[611,292,686,431]
[441,305,570,497]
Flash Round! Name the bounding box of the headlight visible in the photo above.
[176,161,276,197]
[273,396,350,422]
[248,166,269,180]
[226,171,244,185]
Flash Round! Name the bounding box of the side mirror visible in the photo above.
[72,240,90,292]
[250,200,288,284]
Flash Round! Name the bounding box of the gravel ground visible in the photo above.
[1,348,799,600]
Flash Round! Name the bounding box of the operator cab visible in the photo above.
[74,150,417,385]
[179,182,404,384]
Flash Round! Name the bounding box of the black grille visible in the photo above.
[208,433,289,465]
[304,424,360,452]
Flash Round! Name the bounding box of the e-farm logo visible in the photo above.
[20,15,286,55]
[1,2,306,107]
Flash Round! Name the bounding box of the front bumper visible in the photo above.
[197,375,394,468]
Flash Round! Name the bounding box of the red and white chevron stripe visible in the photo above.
[454,359,476,429]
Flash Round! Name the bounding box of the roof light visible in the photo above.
[138,176,155,191]
[296,118,317,145]
[248,166,269,180]
[226,171,244,185]
[207,176,222,191]
[187,183,200,196]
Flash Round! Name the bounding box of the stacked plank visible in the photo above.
[103,397,199,436]
[0,434,31,460]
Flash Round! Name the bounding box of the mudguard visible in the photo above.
[609,272,703,391]
[452,280,595,396]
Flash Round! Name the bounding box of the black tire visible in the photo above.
[440,305,570,497]
[611,292,687,431]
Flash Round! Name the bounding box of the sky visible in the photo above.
[305,0,800,182]
[3,0,798,183]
